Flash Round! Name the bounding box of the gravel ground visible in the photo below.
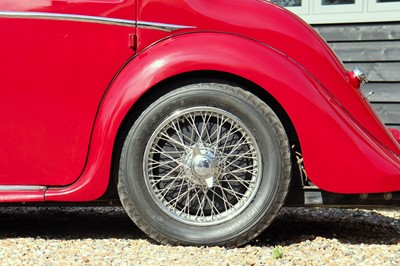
[0,206,398,265]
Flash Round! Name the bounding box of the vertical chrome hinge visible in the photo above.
[128,33,137,51]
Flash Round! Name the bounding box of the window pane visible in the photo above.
[322,0,355,5]
[377,0,400,2]
[271,0,302,7]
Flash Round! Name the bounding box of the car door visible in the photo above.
[0,0,136,185]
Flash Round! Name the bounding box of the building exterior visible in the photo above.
[273,0,400,130]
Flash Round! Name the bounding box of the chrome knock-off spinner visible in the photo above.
[183,145,221,188]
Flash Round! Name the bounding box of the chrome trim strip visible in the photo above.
[137,21,196,32]
[0,185,46,191]
[0,11,196,32]
[0,11,135,27]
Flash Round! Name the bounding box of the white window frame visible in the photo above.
[313,0,364,14]
[284,1,310,15]
[368,0,400,11]
[279,0,400,24]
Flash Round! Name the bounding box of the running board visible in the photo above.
[0,186,46,202]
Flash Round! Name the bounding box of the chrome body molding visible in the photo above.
[0,11,195,32]
[0,185,47,191]
[137,21,196,31]
[0,11,136,27]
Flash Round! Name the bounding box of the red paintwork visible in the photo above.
[1,0,400,202]
[347,70,363,89]
[0,0,135,186]
[389,128,400,144]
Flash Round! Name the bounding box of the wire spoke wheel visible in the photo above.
[118,83,291,247]
[144,107,261,225]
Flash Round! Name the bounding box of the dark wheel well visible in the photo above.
[103,70,300,199]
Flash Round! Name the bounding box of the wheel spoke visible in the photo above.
[167,180,190,208]
[149,163,182,183]
[151,144,184,162]
[170,122,187,146]
[148,158,181,172]
[150,175,182,182]
[172,121,197,146]
[218,134,251,166]
[179,185,200,216]
[215,182,230,212]
[184,113,204,143]
[215,180,243,203]
[155,178,182,199]
[203,190,221,217]
[220,171,254,190]
[226,164,257,175]
[215,125,242,151]
[220,148,256,170]
[199,112,210,142]
[158,132,188,149]
[218,177,256,186]
[209,187,235,210]
[195,191,206,220]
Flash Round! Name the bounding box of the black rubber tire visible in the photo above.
[117,82,291,247]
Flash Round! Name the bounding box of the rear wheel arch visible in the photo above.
[106,71,301,196]
[112,71,300,171]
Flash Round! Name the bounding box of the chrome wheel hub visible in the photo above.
[192,154,214,177]
[183,145,222,188]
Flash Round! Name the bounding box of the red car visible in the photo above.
[0,0,399,247]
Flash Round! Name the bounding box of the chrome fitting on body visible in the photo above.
[352,66,368,84]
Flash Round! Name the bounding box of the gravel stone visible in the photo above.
[0,206,398,265]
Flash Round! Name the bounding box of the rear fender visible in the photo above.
[45,32,400,201]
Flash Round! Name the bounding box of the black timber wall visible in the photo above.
[313,23,400,130]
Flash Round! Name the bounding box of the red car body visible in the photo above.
[0,0,399,246]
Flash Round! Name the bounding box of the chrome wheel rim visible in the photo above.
[143,107,262,226]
